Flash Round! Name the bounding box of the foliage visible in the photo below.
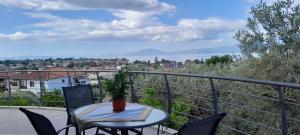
[205,55,233,65]
[169,99,192,129]
[138,85,193,129]
[104,67,129,100]
[139,86,162,109]
[235,0,300,58]
[0,91,39,106]
[0,90,65,107]
[42,89,65,107]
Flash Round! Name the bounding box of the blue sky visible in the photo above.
[0,0,264,58]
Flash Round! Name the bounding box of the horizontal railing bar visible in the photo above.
[219,100,300,123]
[168,82,211,92]
[218,89,280,102]
[130,71,300,89]
[172,91,213,101]
[226,114,281,132]
[218,100,282,117]
[1,70,118,73]
[171,119,185,124]
[3,70,300,89]
[172,110,200,118]
[41,100,65,103]
[170,101,213,112]
[219,89,300,106]
[219,124,252,135]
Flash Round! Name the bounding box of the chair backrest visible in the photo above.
[177,113,226,135]
[62,85,95,114]
[19,108,57,135]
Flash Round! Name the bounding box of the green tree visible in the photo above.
[205,55,233,65]
[235,0,300,58]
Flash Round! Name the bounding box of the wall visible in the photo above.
[46,77,73,91]
[20,80,41,95]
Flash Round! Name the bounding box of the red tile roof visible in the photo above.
[0,67,87,80]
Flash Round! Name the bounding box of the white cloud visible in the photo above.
[64,0,175,13]
[0,12,246,42]
[0,0,175,13]
[0,31,30,40]
[0,0,79,11]
[0,1,244,42]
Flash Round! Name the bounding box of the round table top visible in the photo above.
[74,103,169,129]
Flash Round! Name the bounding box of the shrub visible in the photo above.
[42,89,65,107]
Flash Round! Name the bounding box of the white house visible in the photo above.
[0,67,90,95]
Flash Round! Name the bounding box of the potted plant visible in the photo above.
[104,67,129,112]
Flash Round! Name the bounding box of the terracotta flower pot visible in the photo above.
[112,99,126,112]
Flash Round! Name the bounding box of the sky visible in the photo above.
[0,0,278,59]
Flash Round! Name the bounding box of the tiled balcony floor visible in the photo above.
[0,108,171,135]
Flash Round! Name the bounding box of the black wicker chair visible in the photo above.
[19,107,75,135]
[174,113,226,135]
[62,85,111,135]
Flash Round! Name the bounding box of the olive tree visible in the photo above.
[235,0,300,58]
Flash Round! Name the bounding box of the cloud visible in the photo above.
[0,0,175,13]
[64,0,175,13]
[0,0,79,11]
[0,12,246,42]
[0,31,31,40]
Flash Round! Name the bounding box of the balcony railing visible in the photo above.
[0,70,299,135]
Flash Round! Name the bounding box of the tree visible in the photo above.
[154,57,159,64]
[205,55,233,65]
[235,0,300,58]
[67,62,75,68]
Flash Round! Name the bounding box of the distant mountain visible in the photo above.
[179,46,240,54]
[122,46,240,56]
[123,48,168,56]
[0,46,240,61]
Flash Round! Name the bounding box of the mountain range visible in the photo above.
[123,46,240,56]
[0,46,240,60]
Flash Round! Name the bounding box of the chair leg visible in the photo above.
[140,128,143,135]
[66,116,71,135]
[83,130,86,135]
[157,124,161,135]
[111,129,118,135]
[65,127,69,135]
[95,127,100,135]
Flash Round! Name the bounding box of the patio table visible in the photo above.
[73,102,169,135]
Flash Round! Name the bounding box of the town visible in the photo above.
[0,56,233,96]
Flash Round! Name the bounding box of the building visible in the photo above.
[0,67,90,95]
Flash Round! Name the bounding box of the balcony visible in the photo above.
[0,107,169,135]
[0,70,299,135]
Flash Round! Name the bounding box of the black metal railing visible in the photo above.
[0,70,299,135]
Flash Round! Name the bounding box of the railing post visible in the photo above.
[96,72,103,102]
[38,71,44,106]
[67,72,72,87]
[209,78,218,114]
[6,71,11,103]
[128,74,137,103]
[163,74,172,115]
[277,87,288,135]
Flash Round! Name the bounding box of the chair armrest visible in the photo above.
[56,125,74,135]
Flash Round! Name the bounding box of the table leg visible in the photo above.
[120,129,129,135]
